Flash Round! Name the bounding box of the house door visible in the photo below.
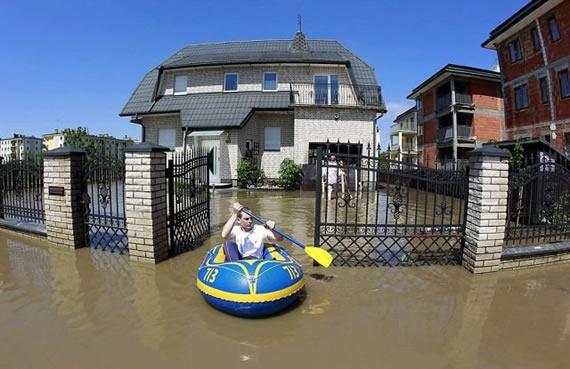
[200,139,220,184]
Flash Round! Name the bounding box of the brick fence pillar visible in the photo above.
[462,146,511,274]
[125,143,169,263]
[44,147,87,248]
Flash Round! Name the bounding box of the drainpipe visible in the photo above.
[535,18,556,139]
[450,79,458,169]
[373,113,384,154]
[130,114,145,142]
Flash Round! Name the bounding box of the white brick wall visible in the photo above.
[142,115,184,148]
[161,65,352,95]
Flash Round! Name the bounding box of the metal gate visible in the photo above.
[83,152,128,253]
[0,157,45,225]
[314,144,468,266]
[167,148,210,256]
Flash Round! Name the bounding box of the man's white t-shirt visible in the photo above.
[229,224,276,259]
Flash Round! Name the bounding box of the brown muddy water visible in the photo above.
[1,190,569,369]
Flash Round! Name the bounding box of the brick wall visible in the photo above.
[161,65,352,95]
[473,115,504,141]
[293,107,376,164]
[471,80,503,111]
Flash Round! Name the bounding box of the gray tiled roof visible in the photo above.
[120,39,384,125]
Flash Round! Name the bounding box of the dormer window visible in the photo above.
[224,73,239,92]
[263,72,278,91]
[174,75,187,95]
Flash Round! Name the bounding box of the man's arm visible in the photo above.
[265,220,284,241]
[221,214,237,239]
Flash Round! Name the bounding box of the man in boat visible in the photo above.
[221,202,283,261]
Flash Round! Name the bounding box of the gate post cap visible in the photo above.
[467,146,511,159]
[45,146,86,157]
[125,142,170,153]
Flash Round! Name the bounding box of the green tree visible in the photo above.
[62,127,98,156]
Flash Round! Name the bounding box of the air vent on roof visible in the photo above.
[291,31,308,51]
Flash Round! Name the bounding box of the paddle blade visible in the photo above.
[305,246,333,268]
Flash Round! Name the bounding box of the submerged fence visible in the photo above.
[0,157,45,225]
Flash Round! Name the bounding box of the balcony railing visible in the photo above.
[390,121,417,135]
[390,143,417,153]
[436,92,473,111]
[437,125,473,142]
[290,83,382,108]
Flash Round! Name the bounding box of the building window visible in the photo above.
[262,72,278,91]
[264,127,281,151]
[548,16,561,42]
[174,75,187,95]
[508,39,523,63]
[531,27,541,52]
[540,77,549,104]
[514,84,529,110]
[416,99,423,113]
[224,73,239,92]
[158,128,176,149]
[559,70,570,99]
[314,75,339,104]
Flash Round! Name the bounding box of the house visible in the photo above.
[408,64,504,167]
[43,130,132,156]
[0,134,43,161]
[482,0,570,156]
[389,107,418,164]
[120,31,386,185]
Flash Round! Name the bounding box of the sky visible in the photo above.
[0,0,528,147]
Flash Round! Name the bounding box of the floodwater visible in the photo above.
[1,190,569,369]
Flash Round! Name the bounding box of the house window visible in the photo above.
[314,75,339,105]
[559,70,570,99]
[514,84,529,110]
[531,27,541,52]
[540,77,549,104]
[224,73,238,91]
[416,99,423,113]
[508,39,523,63]
[262,72,278,91]
[174,75,187,95]
[264,127,281,151]
[548,16,561,42]
[158,128,176,149]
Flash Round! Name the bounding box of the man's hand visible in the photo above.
[265,220,276,230]
[232,202,243,214]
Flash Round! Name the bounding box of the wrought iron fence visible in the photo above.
[505,151,570,247]
[289,83,383,107]
[0,156,45,224]
[314,142,468,266]
[167,148,210,256]
[83,151,128,253]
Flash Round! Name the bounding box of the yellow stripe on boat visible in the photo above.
[197,278,305,303]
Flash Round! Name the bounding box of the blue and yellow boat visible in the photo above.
[196,244,305,318]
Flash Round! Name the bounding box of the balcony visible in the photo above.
[390,121,417,136]
[290,83,382,108]
[390,143,417,152]
[437,125,474,143]
[436,92,473,112]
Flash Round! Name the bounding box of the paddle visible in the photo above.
[240,208,333,268]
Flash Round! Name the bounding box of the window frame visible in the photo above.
[514,83,529,111]
[262,72,278,92]
[548,16,561,42]
[531,27,541,52]
[508,38,523,63]
[174,75,188,95]
[264,127,281,151]
[224,73,239,92]
[539,77,549,104]
[314,74,339,105]
[559,70,570,99]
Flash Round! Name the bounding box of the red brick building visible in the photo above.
[483,0,570,155]
[408,64,504,167]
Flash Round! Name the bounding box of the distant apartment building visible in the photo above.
[0,134,43,161]
[482,0,570,155]
[408,64,505,167]
[389,107,418,164]
[43,130,132,155]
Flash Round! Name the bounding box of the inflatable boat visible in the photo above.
[196,244,305,317]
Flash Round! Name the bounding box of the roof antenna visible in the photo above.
[297,15,302,33]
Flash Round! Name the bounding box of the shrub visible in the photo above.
[237,158,265,188]
[278,158,304,190]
